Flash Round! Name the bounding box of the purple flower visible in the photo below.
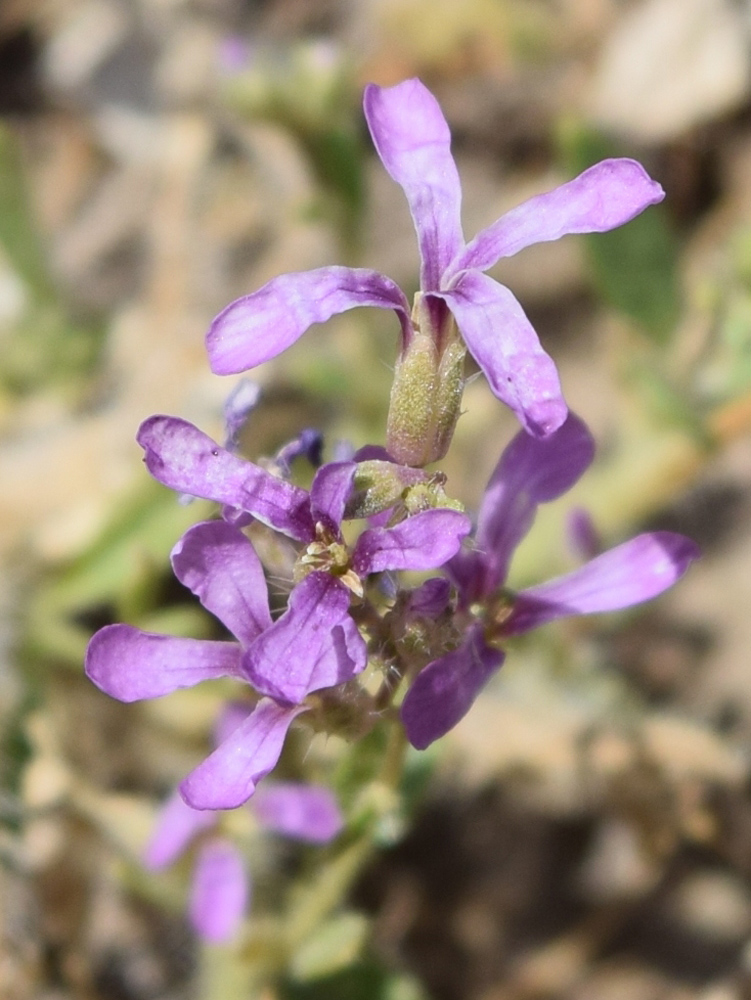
[145,707,343,944]
[85,416,470,807]
[400,414,700,749]
[206,78,664,439]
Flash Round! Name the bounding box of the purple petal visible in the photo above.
[406,577,451,618]
[213,701,254,748]
[309,462,357,531]
[85,625,244,703]
[352,509,471,575]
[567,507,601,561]
[243,573,351,704]
[274,428,324,475]
[180,699,306,810]
[401,625,504,750]
[137,416,314,541]
[364,79,463,291]
[450,159,665,274]
[505,532,700,635]
[144,791,217,870]
[306,616,368,694]
[353,444,393,462]
[171,521,272,647]
[189,838,249,942]
[206,266,410,374]
[254,783,343,842]
[439,274,566,437]
[448,413,595,602]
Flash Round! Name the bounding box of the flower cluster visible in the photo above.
[84,77,697,942]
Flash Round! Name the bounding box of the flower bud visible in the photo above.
[386,295,465,467]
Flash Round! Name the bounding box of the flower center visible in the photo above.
[294,522,364,597]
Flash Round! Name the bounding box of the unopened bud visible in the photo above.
[386,295,465,467]
[345,461,428,519]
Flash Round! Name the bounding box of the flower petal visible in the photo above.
[448,413,595,602]
[306,616,368,694]
[364,79,463,291]
[171,521,272,647]
[207,266,410,374]
[401,625,504,750]
[144,791,217,870]
[352,508,471,575]
[180,699,306,810]
[254,783,343,842]
[309,462,357,531]
[406,577,451,618]
[213,701,254,747]
[440,274,567,437]
[450,159,665,274]
[243,573,352,704]
[189,838,249,942]
[137,416,314,541]
[505,532,700,635]
[85,624,244,703]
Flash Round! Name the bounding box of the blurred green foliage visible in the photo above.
[560,121,681,345]
[0,124,104,395]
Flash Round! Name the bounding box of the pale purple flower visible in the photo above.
[146,716,342,945]
[206,78,664,438]
[400,414,700,749]
[85,415,470,806]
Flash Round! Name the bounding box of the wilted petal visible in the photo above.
[353,509,471,575]
[171,521,272,647]
[440,274,566,437]
[144,791,217,870]
[223,379,261,450]
[450,159,665,274]
[85,625,244,703]
[309,462,357,531]
[181,699,306,810]
[189,838,249,943]
[364,79,463,291]
[243,573,351,704]
[505,532,700,635]
[138,416,314,541]
[401,625,504,750]
[254,783,343,842]
[207,266,410,374]
[448,413,595,602]
[306,617,368,694]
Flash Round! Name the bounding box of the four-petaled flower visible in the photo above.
[400,414,700,749]
[85,415,470,808]
[207,78,664,440]
[145,704,343,942]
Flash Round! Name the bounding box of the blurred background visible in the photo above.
[2,0,751,998]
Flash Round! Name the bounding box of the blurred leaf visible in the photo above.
[290,911,369,981]
[0,123,54,300]
[283,959,427,1000]
[560,123,681,344]
[0,126,105,395]
[0,304,104,395]
[221,45,365,246]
